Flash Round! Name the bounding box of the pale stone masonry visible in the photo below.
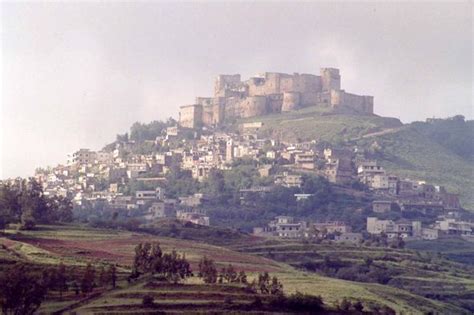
[179,67,374,128]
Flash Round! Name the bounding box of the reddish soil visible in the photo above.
[4,235,281,272]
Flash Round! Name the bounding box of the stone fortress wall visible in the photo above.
[179,67,374,128]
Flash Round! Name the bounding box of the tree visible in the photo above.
[198,256,218,284]
[99,266,109,287]
[161,250,191,283]
[237,271,247,284]
[0,263,47,315]
[222,264,238,283]
[132,243,152,277]
[56,263,68,299]
[54,196,74,222]
[81,263,96,294]
[258,272,271,294]
[150,243,163,274]
[0,184,20,231]
[338,298,352,311]
[270,276,283,295]
[108,264,117,288]
[20,210,36,230]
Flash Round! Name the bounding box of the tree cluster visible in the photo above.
[0,263,47,315]
[198,256,218,284]
[218,264,247,284]
[300,255,397,285]
[131,242,191,283]
[0,179,73,230]
[254,272,283,295]
[269,292,324,312]
[198,257,249,285]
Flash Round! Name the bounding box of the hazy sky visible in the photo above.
[1,1,472,179]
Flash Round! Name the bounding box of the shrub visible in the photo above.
[338,298,352,311]
[142,294,155,307]
[269,292,324,312]
[224,296,233,305]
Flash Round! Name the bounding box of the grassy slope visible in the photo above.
[406,238,474,265]
[1,224,467,314]
[235,106,402,143]
[235,240,474,314]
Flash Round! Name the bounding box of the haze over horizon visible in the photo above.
[1,1,472,179]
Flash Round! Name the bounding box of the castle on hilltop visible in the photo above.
[179,68,374,128]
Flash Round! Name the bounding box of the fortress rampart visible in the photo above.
[179,67,374,128]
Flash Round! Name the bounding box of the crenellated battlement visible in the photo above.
[179,67,374,128]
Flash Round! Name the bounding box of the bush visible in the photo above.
[338,298,352,311]
[251,296,263,308]
[142,294,155,307]
[269,292,324,312]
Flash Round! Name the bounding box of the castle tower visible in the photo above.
[214,74,241,97]
[321,68,341,91]
[179,104,203,129]
[241,96,268,118]
[212,97,226,125]
[282,92,301,112]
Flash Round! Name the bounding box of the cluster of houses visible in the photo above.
[10,122,465,232]
[366,214,474,241]
[253,216,363,243]
[253,213,474,243]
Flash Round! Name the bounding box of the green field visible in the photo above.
[1,224,473,314]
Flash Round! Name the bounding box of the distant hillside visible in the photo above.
[234,108,474,209]
[354,120,474,210]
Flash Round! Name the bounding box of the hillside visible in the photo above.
[355,127,474,209]
[1,224,471,314]
[234,106,403,143]
[233,108,474,209]
[234,240,474,313]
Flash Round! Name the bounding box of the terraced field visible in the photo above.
[71,280,278,314]
[234,240,474,313]
[1,224,473,314]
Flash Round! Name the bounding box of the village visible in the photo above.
[4,66,472,246]
[12,117,470,246]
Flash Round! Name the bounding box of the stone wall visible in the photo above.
[179,104,203,128]
[240,96,268,118]
[331,90,374,114]
[179,67,374,128]
[196,97,214,126]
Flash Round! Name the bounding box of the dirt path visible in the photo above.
[350,127,402,141]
